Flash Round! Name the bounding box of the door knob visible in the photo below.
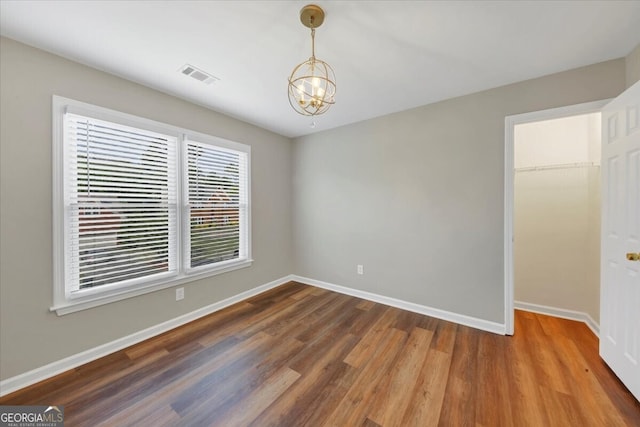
[626,252,640,261]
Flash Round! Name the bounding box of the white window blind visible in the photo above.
[64,113,178,294]
[186,140,248,269]
[53,96,252,315]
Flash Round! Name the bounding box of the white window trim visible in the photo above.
[51,96,252,315]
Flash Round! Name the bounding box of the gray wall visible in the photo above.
[0,37,293,380]
[292,59,625,323]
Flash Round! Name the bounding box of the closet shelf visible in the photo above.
[515,161,599,172]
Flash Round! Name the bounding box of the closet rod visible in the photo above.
[515,161,599,172]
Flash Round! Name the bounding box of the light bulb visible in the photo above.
[311,77,320,97]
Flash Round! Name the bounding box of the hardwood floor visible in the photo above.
[1,282,639,426]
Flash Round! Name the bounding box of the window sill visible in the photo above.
[50,259,253,316]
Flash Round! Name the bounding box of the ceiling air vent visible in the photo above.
[179,64,219,85]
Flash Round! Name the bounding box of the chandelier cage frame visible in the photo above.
[287,5,336,116]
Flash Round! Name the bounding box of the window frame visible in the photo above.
[52,96,252,315]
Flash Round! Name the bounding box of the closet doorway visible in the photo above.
[514,112,601,332]
[504,100,609,335]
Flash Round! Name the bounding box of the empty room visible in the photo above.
[1,1,639,426]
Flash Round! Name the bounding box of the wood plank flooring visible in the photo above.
[1,281,639,426]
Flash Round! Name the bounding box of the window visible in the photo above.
[185,140,249,269]
[52,96,251,315]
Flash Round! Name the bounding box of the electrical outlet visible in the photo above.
[176,287,184,301]
[357,264,364,275]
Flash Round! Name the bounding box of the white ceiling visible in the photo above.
[1,1,639,138]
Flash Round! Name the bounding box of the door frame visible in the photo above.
[503,99,611,335]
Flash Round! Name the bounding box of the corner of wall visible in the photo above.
[626,43,640,88]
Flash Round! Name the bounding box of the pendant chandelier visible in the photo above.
[288,4,336,116]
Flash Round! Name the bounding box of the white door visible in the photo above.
[600,80,640,401]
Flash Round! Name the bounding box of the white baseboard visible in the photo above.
[291,275,506,335]
[0,275,293,398]
[514,301,600,337]
[2,273,512,397]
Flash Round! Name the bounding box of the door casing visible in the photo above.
[503,99,610,335]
